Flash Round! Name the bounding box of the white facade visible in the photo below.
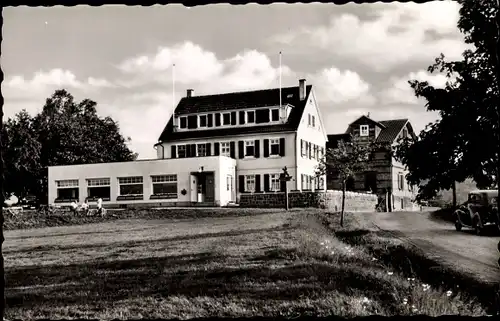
[48,156,236,207]
[155,80,327,201]
[295,88,328,192]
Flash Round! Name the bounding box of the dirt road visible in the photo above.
[355,211,500,285]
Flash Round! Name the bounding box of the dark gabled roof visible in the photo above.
[327,117,411,145]
[375,119,409,143]
[326,134,351,149]
[348,115,387,129]
[158,85,312,142]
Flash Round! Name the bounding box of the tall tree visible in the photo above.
[3,89,138,203]
[315,136,377,227]
[2,111,42,199]
[395,0,500,202]
[1,76,6,321]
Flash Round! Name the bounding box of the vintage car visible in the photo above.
[453,189,499,235]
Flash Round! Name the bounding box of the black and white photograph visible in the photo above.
[1,0,500,319]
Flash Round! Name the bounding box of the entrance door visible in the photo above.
[190,175,198,202]
[205,173,215,203]
[229,175,236,202]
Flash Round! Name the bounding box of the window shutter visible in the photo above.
[264,174,270,192]
[254,140,260,158]
[171,145,177,158]
[301,139,305,157]
[207,114,213,127]
[263,139,270,157]
[215,113,221,126]
[214,142,220,156]
[238,141,245,159]
[239,175,245,193]
[308,142,312,159]
[190,144,196,157]
[255,174,261,192]
[206,143,211,156]
[231,111,237,125]
[239,111,246,125]
[301,174,305,190]
[230,141,236,158]
[279,138,285,156]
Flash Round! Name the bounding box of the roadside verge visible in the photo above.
[315,211,500,316]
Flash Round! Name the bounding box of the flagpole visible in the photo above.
[279,51,282,109]
[172,63,176,117]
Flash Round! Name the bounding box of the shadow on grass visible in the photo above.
[5,247,405,316]
[332,228,500,315]
[5,225,294,255]
[429,208,454,224]
[4,207,300,231]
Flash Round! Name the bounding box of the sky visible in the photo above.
[2,2,470,159]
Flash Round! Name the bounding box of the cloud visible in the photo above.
[379,70,449,105]
[272,1,469,72]
[2,69,115,118]
[97,91,175,159]
[3,69,115,100]
[309,67,374,105]
[116,41,224,87]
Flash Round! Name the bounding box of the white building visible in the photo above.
[48,79,328,207]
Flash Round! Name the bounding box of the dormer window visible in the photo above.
[179,116,187,129]
[271,108,280,122]
[360,125,369,136]
[222,112,231,125]
[247,110,255,123]
[199,115,207,128]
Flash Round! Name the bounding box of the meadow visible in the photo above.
[3,208,488,319]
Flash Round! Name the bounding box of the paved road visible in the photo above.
[356,211,500,285]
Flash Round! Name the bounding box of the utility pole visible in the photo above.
[280,166,292,211]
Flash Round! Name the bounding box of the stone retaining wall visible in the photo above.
[239,190,378,212]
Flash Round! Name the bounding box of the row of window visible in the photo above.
[171,138,286,159]
[237,173,325,193]
[178,108,283,130]
[300,139,324,160]
[54,175,178,202]
[301,174,325,191]
[239,173,284,193]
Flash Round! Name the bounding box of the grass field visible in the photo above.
[4,208,487,319]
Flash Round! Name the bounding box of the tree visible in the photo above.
[394,0,500,203]
[2,111,42,199]
[3,89,138,203]
[1,83,6,321]
[315,136,378,227]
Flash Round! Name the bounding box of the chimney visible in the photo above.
[186,89,194,98]
[299,79,306,101]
